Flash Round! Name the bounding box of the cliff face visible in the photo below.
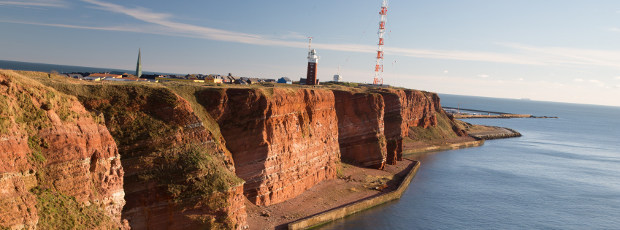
[377,89,447,164]
[333,90,386,169]
[36,79,246,229]
[0,70,124,229]
[199,88,341,206]
[402,90,469,148]
[378,90,406,165]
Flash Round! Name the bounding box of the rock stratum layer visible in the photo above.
[378,89,438,164]
[199,88,341,206]
[333,90,386,169]
[1,70,469,229]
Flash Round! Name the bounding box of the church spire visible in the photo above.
[136,48,142,78]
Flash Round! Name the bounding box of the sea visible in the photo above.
[321,94,620,229]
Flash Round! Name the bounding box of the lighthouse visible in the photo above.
[305,37,319,85]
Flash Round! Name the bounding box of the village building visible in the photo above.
[205,74,223,84]
[66,73,83,79]
[89,73,123,79]
[82,76,102,81]
[155,76,204,83]
[277,77,292,84]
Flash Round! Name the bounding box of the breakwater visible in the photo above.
[443,106,557,119]
[402,140,485,155]
[469,127,522,140]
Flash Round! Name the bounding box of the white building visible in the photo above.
[333,74,342,82]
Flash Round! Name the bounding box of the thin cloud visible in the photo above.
[81,0,295,47]
[478,74,490,78]
[274,31,309,40]
[499,42,620,69]
[0,19,217,39]
[0,0,67,8]
[608,27,620,32]
[387,46,543,65]
[589,79,602,84]
[0,20,144,32]
[589,79,607,87]
[615,76,620,80]
[573,78,609,88]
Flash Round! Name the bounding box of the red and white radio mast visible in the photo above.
[373,0,388,85]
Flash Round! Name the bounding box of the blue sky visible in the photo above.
[1,0,620,106]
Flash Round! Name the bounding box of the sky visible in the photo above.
[1,0,620,106]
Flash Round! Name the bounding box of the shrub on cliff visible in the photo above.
[32,188,114,229]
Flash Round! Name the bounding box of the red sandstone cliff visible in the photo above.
[36,77,247,229]
[199,88,341,206]
[0,70,124,229]
[333,90,387,169]
[376,88,464,164]
[332,87,464,168]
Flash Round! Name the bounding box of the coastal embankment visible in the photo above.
[403,139,485,155]
[452,114,557,119]
[457,121,523,140]
[444,106,558,119]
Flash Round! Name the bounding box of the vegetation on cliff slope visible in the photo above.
[33,188,113,230]
[0,70,116,229]
[408,112,459,142]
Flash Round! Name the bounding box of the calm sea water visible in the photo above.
[321,94,620,230]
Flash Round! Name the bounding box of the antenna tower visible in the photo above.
[373,0,388,85]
